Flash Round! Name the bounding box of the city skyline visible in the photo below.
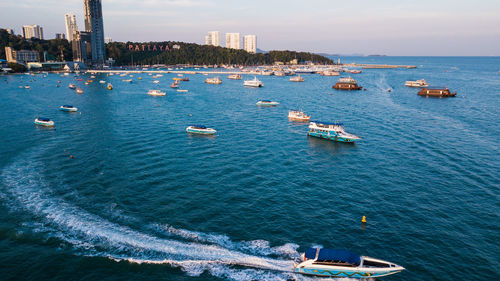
[1,0,500,56]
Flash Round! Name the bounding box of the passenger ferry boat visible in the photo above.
[205,77,222,84]
[147,89,166,96]
[308,121,361,143]
[186,125,216,135]
[405,79,429,87]
[294,248,404,278]
[290,75,305,82]
[107,83,113,90]
[288,110,310,122]
[69,84,76,89]
[228,74,242,80]
[76,87,84,94]
[321,70,340,76]
[417,87,456,97]
[333,77,362,90]
[59,105,78,112]
[34,117,54,127]
[244,77,264,87]
[256,100,279,106]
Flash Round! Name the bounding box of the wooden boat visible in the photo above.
[228,74,242,80]
[417,87,456,97]
[333,77,362,90]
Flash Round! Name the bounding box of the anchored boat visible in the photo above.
[69,84,76,89]
[186,125,216,135]
[308,121,360,143]
[228,74,242,80]
[290,75,305,82]
[205,77,222,84]
[147,89,166,96]
[107,83,113,90]
[59,105,78,112]
[288,110,310,122]
[294,248,404,278]
[405,79,428,87]
[256,100,279,106]
[417,87,456,97]
[34,117,54,127]
[333,77,362,90]
[76,87,83,94]
[244,77,264,87]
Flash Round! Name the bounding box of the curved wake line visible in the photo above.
[0,148,352,280]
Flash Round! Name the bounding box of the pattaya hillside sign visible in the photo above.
[128,44,180,51]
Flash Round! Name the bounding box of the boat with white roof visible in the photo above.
[308,121,361,142]
[290,75,305,82]
[205,77,222,84]
[59,105,78,112]
[244,77,263,87]
[288,110,310,122]
[34,117,54,127]
[186,125,216,135]
[256,100,279,106]
[228,74,242,80]
[147,89,166,96]
[405,79,429,87]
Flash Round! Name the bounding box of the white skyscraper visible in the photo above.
[243,35,257,53]
[205,31,220,47]
[65,13,78,42]
[225,33,240,50]
[22,25,43,39]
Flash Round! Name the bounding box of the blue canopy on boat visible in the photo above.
[311,121,343,126]
[306,248,361,265]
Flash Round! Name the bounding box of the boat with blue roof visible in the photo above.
[59,105,78,112]
[34,117,54,127]
[308,121,360,143]
[294,248,404,278]
[186,125,217,135]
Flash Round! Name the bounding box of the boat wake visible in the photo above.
[0,148,356,281]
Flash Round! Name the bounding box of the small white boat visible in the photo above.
[153,80,160,84]
[288,110,310,121]
[122,79,133,83]
[177,89,188,93]
[76,87,83,94]
[244,77,264,87]
[405,79,429,87]
[256,100,279,106]
[147,89,166,96]
[321,70,340,76]
[290,75,305,82]
[24,86,31,89]
[69,84,76,89]
[99,80,106,84]
[228,74,242,80]
[60,105,78,112]
[205,77,222,84]
[186,125,216,135]
[34,117,54,127]
[294,248,404,278]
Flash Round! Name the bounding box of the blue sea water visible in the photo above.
[0,57,499,280]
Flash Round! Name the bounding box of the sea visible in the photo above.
[0,56,498,281]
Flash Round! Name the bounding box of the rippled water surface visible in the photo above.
[0,57,499,280]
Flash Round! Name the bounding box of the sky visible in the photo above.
[1,0,500,56]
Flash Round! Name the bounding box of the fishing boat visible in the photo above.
[290,75,305,82]
[69,84,76,89]
[59,105,78,112]
[147,89,166,96]
[244,77,264,87]
[107,83,113,90]
[333,77,362,90]
[256,100,279,106]
[34,117,54,127]
[76,87,83,94]
[405,79,429,87]
[308,121,361,143]
[417,87,456,97]
[288,110,310,122]
[228,74,242,80]
[294,248,404,278]
[186,125,216,135]
[205,77,222,84]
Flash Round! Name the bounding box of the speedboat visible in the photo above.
[228,74,242,80]
[294,248,404,278]
[288,110,310,122]
[153,80,160,84]
[308,121,361,143]
[107,83,113,90]
[186,125,216,135]
[122,79,133,83]
[170,82,180,88]
[205,77,222,84]
[290,75,305,82]
[76,87,83,94]
[69,84,76,89]
[405,79,429,87]
[147,89,166,96]
[99,80,106,84]
[256,100,279,107]
[59,105,78,112]
[177,89,188,93]
[34,117,54,127]
[244,77,263,87]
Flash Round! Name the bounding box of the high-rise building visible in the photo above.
[84,0,106,65]
[243,35,257,53]
[225,33,240,50]
[56,33,66,40]
[5,47,39,63]
[65,13,78,42]
[72,31,91,63]
[205,31,220,47]
[22,25,44,39]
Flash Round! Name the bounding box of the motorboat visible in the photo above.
[147,89,166,96]
[177,89,188,93]
[170,82,179,88]
[288,110,310,122]
[76,87,83,94]
[122,79,133,83]
[333,77,362,90]
[153,80,160,84]
[99,80,106,84]
[34,117,54,127]
[24,86,31,89]
[321,70,340,76]
[417,87,456,97]
[205,77,222,84]
[290,75,305,82]
[294,248,404,278]
[308,121,361,143]
[256,100,279,106]
[405,79,429,87]
[228,74,242,80]
[107,83,113,90]
[59,105,78,112]
[244,77,263,87]
[69,84,76,89]
[186,125,216,135]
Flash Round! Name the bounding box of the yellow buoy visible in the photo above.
[361,216,367,223]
